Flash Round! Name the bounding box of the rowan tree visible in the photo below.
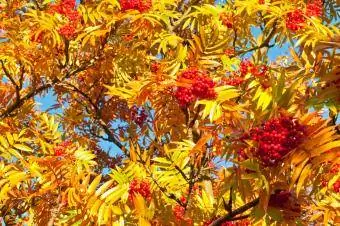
[0,0,339,225]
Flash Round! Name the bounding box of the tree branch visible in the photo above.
[209,197,259,226]
[0,19,122,119]
[234,21,277,57]
[0,62,92,119]
[63,82,124,150]
[1,60,21,104]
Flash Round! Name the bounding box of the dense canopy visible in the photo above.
[0,0,339,225]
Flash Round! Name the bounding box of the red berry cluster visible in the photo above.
[50,0,81,22]
[223,76,245,87]
[128,178,151,201]
[248,117,306,166]
[223,60,268,87]
[258,0,265,4]
[306,0,323,17]
[49,0,80,39]
[58,24,77,40]
[240,60,268,77]
[130,105,148,127]
[54,140,72,156]
[173,204,193,225]
[174,68,217,106]
[286,1,323,32]
[119,0,152,12]
[286,9,305,32]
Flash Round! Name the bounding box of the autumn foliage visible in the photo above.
[0,0,339,225]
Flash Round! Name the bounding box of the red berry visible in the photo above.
[65,9,81,22]
[239,60,254,77]
[286,9,306,32]
[49,0,79,19]
[174,68,217,106]
[58,23,77,39]
[306,0,323,17]
[128,178,151,201]
[173,205,193,225]
[120,0,152,12]
[248,117,306,166]
[223,76,245,86]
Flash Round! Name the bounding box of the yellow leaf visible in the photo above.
[97,202,107,225]
[95,180,114,197]
[100,186,120,200]
[0,136,9,148]
[311,140,340,157]
[104,185,128,204]
[90,199,102,216]
[139,217,151,226]
[290,158,309,189]
[87,175,102,195]
[13,144,33,152]
[8,148,23,159]
[133,194,146,216]
[5,132,14,146]
[296,164,311,195]
[112,205,123,215]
